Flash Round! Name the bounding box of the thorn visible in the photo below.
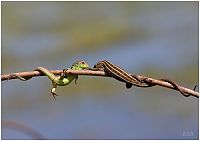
[193,85,198,91]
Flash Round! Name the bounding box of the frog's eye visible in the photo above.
[80,61,85,64]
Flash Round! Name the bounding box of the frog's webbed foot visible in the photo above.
[51,87,59,100]
[51,83,59,100]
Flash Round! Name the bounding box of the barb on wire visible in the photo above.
[1,69,199,98]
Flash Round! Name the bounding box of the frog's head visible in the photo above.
[71,61,89,70]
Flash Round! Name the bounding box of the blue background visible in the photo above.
[1,2,198,139]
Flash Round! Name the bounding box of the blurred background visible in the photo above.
[1,1,198,139]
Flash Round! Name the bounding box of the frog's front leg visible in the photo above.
[62,68,79,84]
[60,69,68,80]
[74,76,78,84]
